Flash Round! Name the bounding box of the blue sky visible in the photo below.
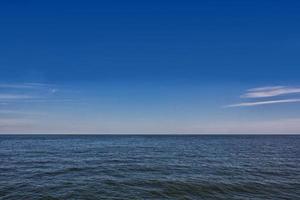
[1,0,300,133]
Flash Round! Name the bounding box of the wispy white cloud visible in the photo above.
[0,110,43,115]
[0,82,59,102]
[0,94,34,100]
[225,99,300,107]
[0,83,35,89]
[242,86,300,98]
[226,85,300,108]
[0,83,53,89]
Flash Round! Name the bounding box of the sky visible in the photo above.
[1,0,300,133]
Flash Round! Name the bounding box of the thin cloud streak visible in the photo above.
[0,83,54,89]
[0,94,34,100]
[0,110,43,115]
[226,99,300,107]
[242,86,300,98]
[247,86,284,92]
[0,82,59,102]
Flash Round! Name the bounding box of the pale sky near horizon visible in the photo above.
[1,0,300,133]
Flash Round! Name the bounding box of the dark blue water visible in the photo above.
[0,135,299,200]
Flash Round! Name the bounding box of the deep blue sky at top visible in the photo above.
[1,0,300,85]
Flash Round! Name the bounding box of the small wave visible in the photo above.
[30,166,97,178]
[112,179,297,199]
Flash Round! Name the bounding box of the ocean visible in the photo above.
[0,135,299,200]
